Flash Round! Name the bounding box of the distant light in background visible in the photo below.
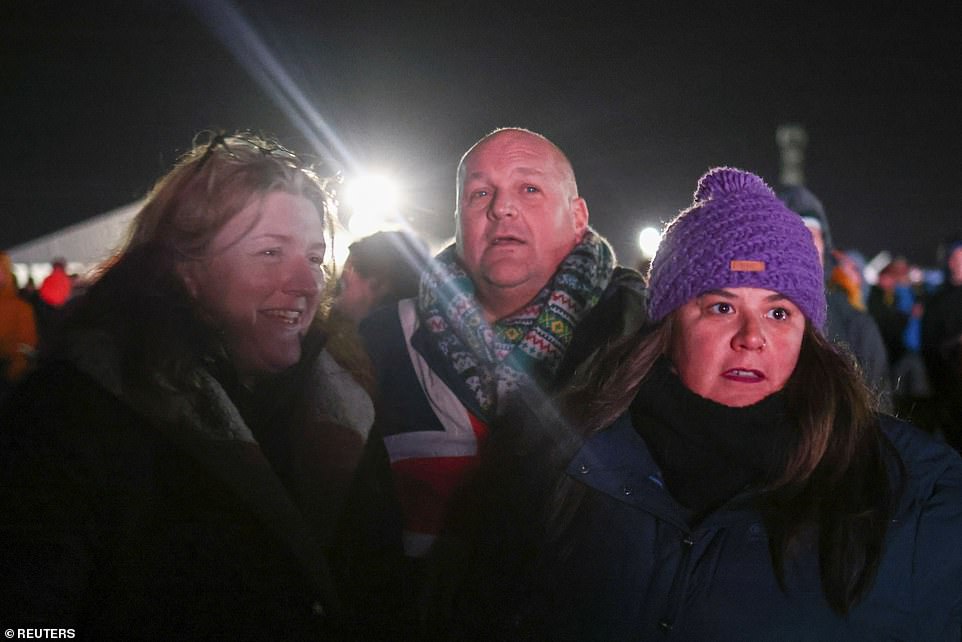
[11,264,30,288]
[343,173,402,238]
[863,250,892,286]
[638,226,662,259]
[329,221,352,273]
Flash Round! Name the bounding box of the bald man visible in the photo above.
[340,129,647,631]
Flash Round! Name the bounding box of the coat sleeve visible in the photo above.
[912,454,962,639]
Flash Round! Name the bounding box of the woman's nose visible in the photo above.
[284,257,322,297]
[732,315,766,351]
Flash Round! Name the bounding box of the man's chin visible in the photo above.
[480,265,532,290]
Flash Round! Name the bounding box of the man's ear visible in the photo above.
[572,197,589,236]
[454,210,464,256]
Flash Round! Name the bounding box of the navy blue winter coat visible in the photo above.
[529,413,962,641]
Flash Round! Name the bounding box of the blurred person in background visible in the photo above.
[334,229,430,325]
[869,258,914,367]
[829,248,866,311]
[322,229,432,404]
[0,252,37,400]
[778,185,892,411]
[922,234,962,451]
[0,132,373,639]
[19,275,37,300]
[37,257,72,308]
[33,257,73,348]
[868,257,931,419]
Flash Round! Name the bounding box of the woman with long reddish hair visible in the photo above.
[0,133,373,639]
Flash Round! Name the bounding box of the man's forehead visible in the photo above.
[462,133,566,178]
[463,164,546,182]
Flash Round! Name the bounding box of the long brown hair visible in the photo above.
[555,317,900,614]
[124,131,337,262]
[52,133,339,393]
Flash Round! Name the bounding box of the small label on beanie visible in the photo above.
[730,260,765,272]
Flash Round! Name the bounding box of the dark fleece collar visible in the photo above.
[630,357,796,521]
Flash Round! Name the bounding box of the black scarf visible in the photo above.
[630,358,797,521]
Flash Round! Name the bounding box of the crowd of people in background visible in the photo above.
[0,255,83,400]
[0,128,960,639]
[4,181,959,447]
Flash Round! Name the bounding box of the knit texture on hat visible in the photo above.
[647,167,826,328]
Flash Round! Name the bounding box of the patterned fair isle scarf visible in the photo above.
[417,228,615,420]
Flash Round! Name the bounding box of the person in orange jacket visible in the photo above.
[0,252,38,393]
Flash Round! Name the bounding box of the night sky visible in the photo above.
[4,1,961,267]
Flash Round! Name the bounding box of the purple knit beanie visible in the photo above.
[647,167,826,329]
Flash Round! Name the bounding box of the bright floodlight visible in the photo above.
[343,173,400,238]
[638,226,661,259]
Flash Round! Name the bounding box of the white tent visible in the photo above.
[6,200,144,285]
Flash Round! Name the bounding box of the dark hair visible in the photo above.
[555,318,900,614]
[52,243,218,393]
[346,230,429,306]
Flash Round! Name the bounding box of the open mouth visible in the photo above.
[490,234,525,246]
[722,368,765,382]
[262,309,302,326]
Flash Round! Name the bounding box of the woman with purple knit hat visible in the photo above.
[441,168,962,640]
